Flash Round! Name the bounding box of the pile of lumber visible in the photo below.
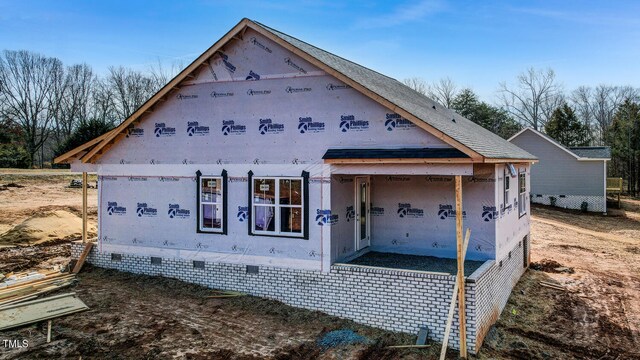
[0,269,77,308]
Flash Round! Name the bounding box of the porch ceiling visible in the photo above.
[323,147,469,160]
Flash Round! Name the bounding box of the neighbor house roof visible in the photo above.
[508,127,611,161]
[569,147,611,159]
[55,18,536,165]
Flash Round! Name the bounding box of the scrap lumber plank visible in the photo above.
[0,281,76,307]
[0,292,88,330]
[439,228,471,360]
[0,274,75,293]
[72,243,93,274]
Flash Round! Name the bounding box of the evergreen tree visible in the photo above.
[544,103,590,146]
[55,118,113,158]
[451,88,522,139]
[606,99,640,195]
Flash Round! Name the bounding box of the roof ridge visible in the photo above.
[250,19,400,83]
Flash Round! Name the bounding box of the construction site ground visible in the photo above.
[0,169,638,359]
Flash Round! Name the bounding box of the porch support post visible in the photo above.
[455,175,467,358]
[82,171,88,243]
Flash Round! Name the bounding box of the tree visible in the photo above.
[544,103,590,147]
[52,63,95,150]
[402,77,459,108]
[426,77,458,108]
[55,118,113,158]
[606,99,640,196]
[498,67,563,130]
[0,117,29,168]
[451,88,522,139]
[0,50,65,167]
[106,66,159,120]
[402,77,428,95]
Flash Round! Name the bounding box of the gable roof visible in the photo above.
[509,127,610,161]
[569,147,611,159]
[56,18,536,165]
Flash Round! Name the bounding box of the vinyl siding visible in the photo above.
[510,130,605,196]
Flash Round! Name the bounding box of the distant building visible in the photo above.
[509,127,610,213]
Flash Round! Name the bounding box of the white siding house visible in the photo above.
[58,19,537,353]
[509,128,610,213]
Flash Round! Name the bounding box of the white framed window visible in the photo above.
[504,167,510,208]
[518,170,527,217]
[251,177,304,237]
[199,176,224,233]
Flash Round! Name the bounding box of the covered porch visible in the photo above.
[324,148,498,267]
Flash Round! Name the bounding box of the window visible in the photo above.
[197,171,227,234]
[518,170,527,217]
[503,167,510,208]
[251,177,304,237]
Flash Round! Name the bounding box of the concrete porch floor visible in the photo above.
[346,251,486,276]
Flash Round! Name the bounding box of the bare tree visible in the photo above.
[426,77,459,108]
[106,66,159,120]
[402,77,428,95]
[498,67,562,130]
[0,50,64,167]
[89,77,117,126]
[148,58,185,89]
[569,86,595,143]
[52,63,94,149]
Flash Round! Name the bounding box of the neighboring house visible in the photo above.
[57,19,537,353]
[509,127,610,213]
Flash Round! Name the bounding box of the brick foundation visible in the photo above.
[72,238,528,354]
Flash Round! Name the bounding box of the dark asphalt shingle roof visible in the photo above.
[323,148,469,160]
[252,20,536,160]
[569,147,611,159]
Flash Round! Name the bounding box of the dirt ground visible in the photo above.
[1,171,639,359]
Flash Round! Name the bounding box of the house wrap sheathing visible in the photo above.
[59,18,537,353]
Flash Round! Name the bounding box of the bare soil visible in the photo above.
[0,172,639,359]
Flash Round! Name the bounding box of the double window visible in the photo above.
[518,170,527,217]
[196,170,308,239]
[251,177,304,237]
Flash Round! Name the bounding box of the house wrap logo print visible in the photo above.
[346,206,355,222]
[340,115,369,132]
[154,123,176,137]
[482,206,498,222]
[136,203,158,217]
[385,113,415,131]
[237,206,248,222]
[259,118,284,135]
[397,203,424,218]
[221,120,246,136]
[298,116,325,134]
[106,202,126,215]
[168,204,190,218]
[126,127,144,138]
[187,121,210,136]
[316,209,338,225]
[438,204,466,220]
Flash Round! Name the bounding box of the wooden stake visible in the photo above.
[439,229,470,360]
[455,175,467,358]
[72,243,93,274]
[82,172,88,244]
[47,320,52,342]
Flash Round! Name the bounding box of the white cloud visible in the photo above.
[354,0,447,29]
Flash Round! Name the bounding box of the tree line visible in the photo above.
[403,69,640,196]
[0,49,638,195]
[0,50,181,168]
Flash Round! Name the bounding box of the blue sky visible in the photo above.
[1,0,638,102]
